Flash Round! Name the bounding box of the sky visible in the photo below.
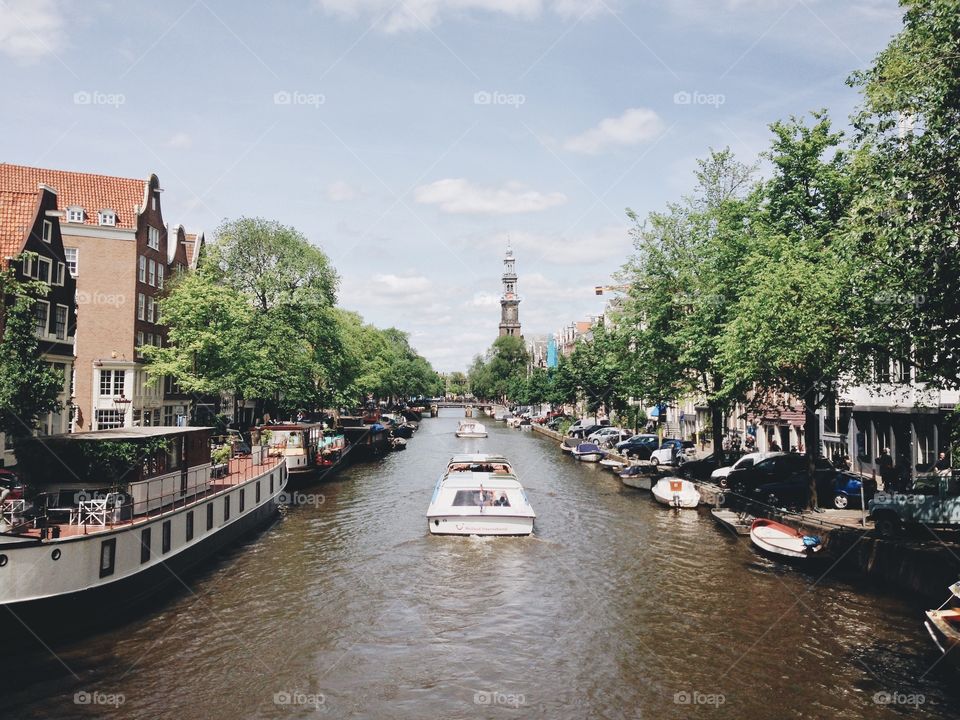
[0,0,904,372]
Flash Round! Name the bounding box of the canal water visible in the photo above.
[4,409,959,719]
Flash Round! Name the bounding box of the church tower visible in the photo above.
[498,244,521,337]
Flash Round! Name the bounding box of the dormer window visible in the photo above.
[98,210,116,226]
[66,206,84,223]
[42,220,53,243]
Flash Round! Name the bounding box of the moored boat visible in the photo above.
[456,420,488,438]
[619,465,654,490]
[925,583,960,659]
[0,427,287,640]
[749,518,822,559]
[651,477,700,508]
[260,422,325,486]
[710,508,754,536]
[571,442,605,462]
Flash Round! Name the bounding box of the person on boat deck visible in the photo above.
[495,492,510,507]
[492,464,510,474]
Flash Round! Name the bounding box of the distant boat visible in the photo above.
[749,518,822,559]
[571,442,605,462]
[651,477,700,508]
[456,420,488,438]
[710,508,753,536]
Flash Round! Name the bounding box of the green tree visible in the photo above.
[447,371,469,397]
[0,257,64,444]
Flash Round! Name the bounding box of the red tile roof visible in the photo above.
[0,163,148,230]
[0,189,40,264]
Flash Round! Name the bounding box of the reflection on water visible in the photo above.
[3,409,959,719]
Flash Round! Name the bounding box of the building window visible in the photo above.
[42,220,53,243]
[164,406,174,426]
[21,254,33,277]
[98,369,125,397]
[224,495,231,522]
[138,255,146,283]
[33,301,49,337]
[206,503,214,530]
[148,226,159,250]
[161,520,171,554]
[54,305,68,340]
[37,257,52,284]
[141,528,151,563]
[98,210,116,226]
[157,264,164,289]
[96,408,124,429]
[186,511,194,542]
[64,247,78,277]
[148,259,156,287]
[67,207,84,223]
[54,262,65,286]
[147,296,155,323]
[138,293,145,320]
[136,331,144,355]
[99,539,117,578]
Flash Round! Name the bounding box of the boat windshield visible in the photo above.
[268,431,302,449]
[447,463,512,474]
[451,489,511,507]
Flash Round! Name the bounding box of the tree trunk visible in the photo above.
[804,400,821,510]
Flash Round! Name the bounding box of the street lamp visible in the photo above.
[112,394,131,427]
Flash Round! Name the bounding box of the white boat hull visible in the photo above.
[456,431,488,438]
[621,473,653,490]
[573,453,603,462]
[428,515,534,536]
[651,478,700,508]
[750,522,822,559]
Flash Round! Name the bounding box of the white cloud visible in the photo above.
[482,226,630,266]
[165,132,192,149]
[327,180,360,202]
[373,273,432,295]
[314,0,605,33]
[564,108,664,154]
[414,179,567,215]
[0,0,65,62]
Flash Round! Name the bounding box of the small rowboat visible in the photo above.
[600,459,625,470]
[571,442,605,462]
[749,518,821,559]
[651,477,700,508]
[619,464,653,490]
[924,582,960,660]
[710,508,753,536]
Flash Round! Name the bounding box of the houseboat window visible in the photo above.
[239,488,245,513]
[51,548,61,561]
[256,481,261,503]
[99,539,117,578]
[224,495,231,522]
[206,503,214,530]
[141,528,151,563]
[162,520,171,554]
[186,511,194,541]
[270,475,274,494]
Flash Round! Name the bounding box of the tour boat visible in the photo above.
[749,518,822,559]
[571,442,605,462]
[456,420,488,438]
[925,583,960,660]
[260,422,325,486]
[710,508,754,536]
[0,427,287,638]
[619,465,654,490]
[427,471,535,536]
[651,477,700,508]
[444,454,514,475]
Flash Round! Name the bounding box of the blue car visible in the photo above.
[753,469,875,510]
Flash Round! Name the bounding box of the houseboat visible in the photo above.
[0,426,287,637]
[259,422,325,486]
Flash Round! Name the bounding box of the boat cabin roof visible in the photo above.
[442,472,523,490]
[448,454,510,464]
[41,426,213,443]
[258,423,325,431]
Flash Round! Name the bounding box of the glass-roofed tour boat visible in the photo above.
[426,454,535,536]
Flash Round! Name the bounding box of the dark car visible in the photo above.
[753,470,877,510]
[616,434,659,459]
[678,452,719,481]
[728,453,836,502]
[547,415,571,431]
[568,424,605,440]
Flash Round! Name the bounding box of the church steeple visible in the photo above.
[499,241,521,338]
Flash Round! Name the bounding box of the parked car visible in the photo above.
[711,451,773,487]
[568,423,611,440]
[587,427,628,447]
[754,470,875,510]
[547,415,571,431]
[727,453,836,502]
[869,472,960,536]
[678,452,719,481]
[616,434,659,459]
[650,439,697,466]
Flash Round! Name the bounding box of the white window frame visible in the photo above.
[64,247,78,277]
[136,331,144,355]
[157,264,164,290]
[147,296,155,323]
[98,210,116,227]
[54,262,65,286]
[138,255,146,283]
[34,300,50,337]
[37,257,52,284]
[22,254,33,277]
[137,293,145,321]
[54,304,69,341]
[148,259,156,287]
[42,220,53,243]
[148,226,159,250]
[66,206,84,223]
